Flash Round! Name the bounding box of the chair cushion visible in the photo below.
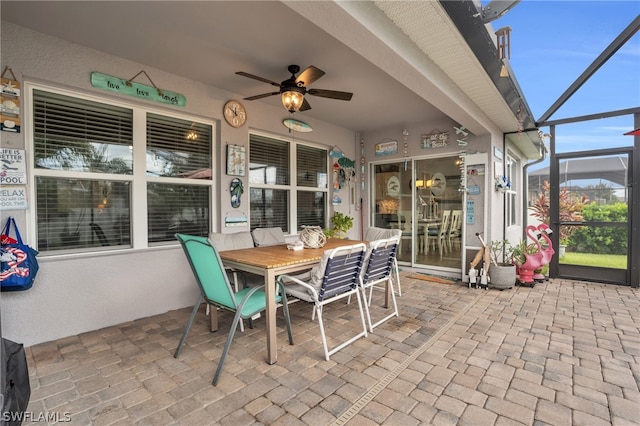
[252,227,286,247]
[365,227,401,241]
[208,231,254,250]
[281,249,332,301]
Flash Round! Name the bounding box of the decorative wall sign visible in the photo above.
[0,148,27,184]
[467,185,481,195]
[230,178,244,208]
[421,129,448,149]
[0,186,27,210]
[375,140,397,156]
[1,67,21,133]
[225,212,248,227]
[90,71,186,107]
[466,200,475,224]
[283,118,312,132]
[226,144,246,176]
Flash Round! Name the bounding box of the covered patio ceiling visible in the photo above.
[2,1,541,154]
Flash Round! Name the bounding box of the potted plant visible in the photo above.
[488,240,516,289]
[509,240,543,284]
[530,180,588,259]
[324,211,353,239]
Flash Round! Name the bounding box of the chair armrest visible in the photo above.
[277,274,319,301]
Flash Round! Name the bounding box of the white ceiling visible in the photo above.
[1,1,519,136]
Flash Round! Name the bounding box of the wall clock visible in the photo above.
[430,172,447,196]
[223,100,247,128]
[386,176,401,197]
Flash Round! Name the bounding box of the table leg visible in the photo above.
[384,277,391,308]
[265,269,277,364]
[209,306,218,332]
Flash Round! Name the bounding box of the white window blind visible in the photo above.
[146,113,211,178]
[33,89,133,173]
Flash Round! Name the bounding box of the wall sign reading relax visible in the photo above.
[90,72,186,107]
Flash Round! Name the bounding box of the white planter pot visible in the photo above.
[489,264,516,289]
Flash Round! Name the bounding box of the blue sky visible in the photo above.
[486,0,640,159]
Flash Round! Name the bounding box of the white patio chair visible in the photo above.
[277,243,368,361]
[360,237,400,332]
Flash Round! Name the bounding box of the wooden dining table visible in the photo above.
[219,238,366,364]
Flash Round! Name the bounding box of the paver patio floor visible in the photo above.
[21,274,640,425]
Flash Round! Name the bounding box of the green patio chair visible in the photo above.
[174,233,294,385]
[277,243,368,361]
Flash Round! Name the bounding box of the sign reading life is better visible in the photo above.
[0,148,27,184]
[0,186,27,210]
[90,72,186,107]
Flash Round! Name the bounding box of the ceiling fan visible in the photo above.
[236,65,353,113]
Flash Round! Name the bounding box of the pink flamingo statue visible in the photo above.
[518,226,544,285]
[535,223,555,281]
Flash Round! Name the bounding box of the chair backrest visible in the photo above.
[449,210,462,235]
[317,243,366,302]
[251,227,286,247]
[362,237,399,284]
[175,234,237,310]
[438,210,451,237]
[208,231,254,251]
[364,226,402,241]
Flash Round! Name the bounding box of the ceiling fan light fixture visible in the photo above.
[282,90,304,112]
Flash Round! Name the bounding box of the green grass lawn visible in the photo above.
[560,252,627,269]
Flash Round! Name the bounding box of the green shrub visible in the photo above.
[570,203,627,254]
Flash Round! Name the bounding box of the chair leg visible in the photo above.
[315,304,331,362]
[278,283,294,345]
[175,294,203,358]
[213,310,243,386]
[393,258,401,297]
[360,285,374,333]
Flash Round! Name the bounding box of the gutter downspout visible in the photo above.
[522,138,548,241]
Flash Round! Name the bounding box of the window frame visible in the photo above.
[248,131,329,234]
[505,151,519,228]
[25,82,216,256]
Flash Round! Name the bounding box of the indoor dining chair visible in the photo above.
[360,236,400,332]
[277,243,368,361]
[174,233,294,385]
[427,209,451,256]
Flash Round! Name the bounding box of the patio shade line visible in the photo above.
[332,289,487,426]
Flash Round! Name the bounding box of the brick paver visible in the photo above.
[20,277,640,425]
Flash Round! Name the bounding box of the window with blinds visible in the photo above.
[249,135,289,185]
[249,134,328,233]
[33,89,133,173]
[35,177,131,252]
[146,113,212,243]
[147,183,210,242]
[30,86,214,254]
[146,113,211,178]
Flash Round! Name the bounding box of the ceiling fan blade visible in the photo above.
[307,88,353,101]
[244,91,280,101]
[299,98,312,111]
[236,71,281,87]
[295,66,325,87]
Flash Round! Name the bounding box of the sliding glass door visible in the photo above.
[372,156,464,271]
